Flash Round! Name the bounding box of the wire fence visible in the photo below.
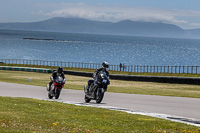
[1,59,200,74]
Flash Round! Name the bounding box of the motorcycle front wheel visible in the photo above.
[96,88,104,103]
[55,88,61,99]
[85,95,91,103]
[48,92,53,99]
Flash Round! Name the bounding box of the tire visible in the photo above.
[55,89,61,99]
[48,92,53,99]
[85,95,91,103]
[96,88,104,103]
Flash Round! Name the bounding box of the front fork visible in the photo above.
[55,87,61,94]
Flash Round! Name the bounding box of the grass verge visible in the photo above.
[0,70,200,98]
[0,96,199,132]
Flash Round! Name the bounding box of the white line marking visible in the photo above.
[44,99,200,127]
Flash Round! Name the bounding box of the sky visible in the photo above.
[1,0,200,29]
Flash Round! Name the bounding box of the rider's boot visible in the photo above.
[48,83,51,91]
[49,82,53,91]
[86,86,90,94]
[87,84,93,95]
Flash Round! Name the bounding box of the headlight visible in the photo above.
[102,79,107,84]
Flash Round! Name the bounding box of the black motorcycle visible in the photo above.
[84,71,110,103]
[47,76,65,99]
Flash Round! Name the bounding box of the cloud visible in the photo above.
[32,3,200,27]
[190,23,200,27]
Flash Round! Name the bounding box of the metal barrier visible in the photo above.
[1,59,200,74]
[63,70,200,85]
[1,65,200,85]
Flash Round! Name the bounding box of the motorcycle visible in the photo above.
[84,71,110,103]
[47,76,65,99]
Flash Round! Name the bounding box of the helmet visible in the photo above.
[57,67,63,74]
[102,61,109,70]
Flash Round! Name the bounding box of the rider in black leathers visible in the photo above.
[93,61,109,78]
[48,67,65,91]
[87,61,109,93]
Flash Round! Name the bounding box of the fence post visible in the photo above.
[171,66,173,73]
[175,66,176,73]
[160,66,161,73]
[192,66,193,74]
[131,65,132,72]
[187,66,188,74]
[146,66,148,73]
[196,66,197,74]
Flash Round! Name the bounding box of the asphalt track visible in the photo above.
[1,81,200,126]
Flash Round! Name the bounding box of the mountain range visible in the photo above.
[0,17,200,39]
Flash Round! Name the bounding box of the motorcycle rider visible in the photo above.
[94,61,109,78]
[87,61,109,93]
[48,67,65,91]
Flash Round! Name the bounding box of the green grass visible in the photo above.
[1,65,200,132]
[0,96,199,132]
[1,70,200,98]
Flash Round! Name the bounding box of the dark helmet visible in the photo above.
[102,61,109,70]
[57,67,63,74]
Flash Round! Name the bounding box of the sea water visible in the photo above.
[1,29,200,66]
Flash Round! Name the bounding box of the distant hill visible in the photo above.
[106,20,184,37]
[0,17,199,39]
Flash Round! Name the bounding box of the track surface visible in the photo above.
[1,82,200,126]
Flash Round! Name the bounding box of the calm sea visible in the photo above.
[1,29,200,66]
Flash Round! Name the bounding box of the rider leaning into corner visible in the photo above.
[87,61,110,93]
[48,67,66,91]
